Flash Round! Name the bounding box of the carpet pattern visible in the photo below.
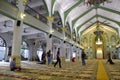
[0,60,98,80]
[102,59,120,80]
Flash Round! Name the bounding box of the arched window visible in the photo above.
[0,37,6,61]
[21,41,29,60]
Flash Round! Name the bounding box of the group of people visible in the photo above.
[45,48,86,67]
[9,49,85,71]
[9,49,115,71]
[40,48,62,68]
[47,48,62,68]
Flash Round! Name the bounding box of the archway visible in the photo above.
[95,36,104,59]
[0,37,7,61]
[21,41,29,60]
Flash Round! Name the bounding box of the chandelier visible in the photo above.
[85,0,112,6]
[94,21,103,37]
[96,37,103,45]
[94,20,103,45]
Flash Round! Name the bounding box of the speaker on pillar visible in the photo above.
[33,42,35,45]
[49,34,52,38]
[17,20,21,26]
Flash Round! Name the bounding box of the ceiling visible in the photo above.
[0,0,120,41]
[43,0,120,37]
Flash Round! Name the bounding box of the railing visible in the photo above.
[6,0,48,24]
[65,32,71,39]
[52,23,62,33]
[25,5,48,24]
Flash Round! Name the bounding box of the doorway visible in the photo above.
[96,48,103,59]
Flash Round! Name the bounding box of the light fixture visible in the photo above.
[94,22,103,45]
[96,37,102,45]
[50,29,54,33]
[92,4,104,45]
[94,25,103,37]
[20,13,26,19]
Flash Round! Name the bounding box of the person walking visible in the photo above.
[54,48,62,68]
[47,50,51,65]
[81,50,86,65]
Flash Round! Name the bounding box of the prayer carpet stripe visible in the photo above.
[97,60,109,80]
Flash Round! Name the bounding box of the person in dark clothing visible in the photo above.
[81,50,86,65]
[106,57,114,64]
[47,50,51,65]
[10,58,21,71]
[106,52,114,64]
[54,48,62,68]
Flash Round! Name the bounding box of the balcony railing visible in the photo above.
[6,0,48,24]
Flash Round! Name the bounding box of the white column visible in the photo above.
[70,45,73,58]
[46,34,52,53]
[76,47,79,61]
[118,48,120,59]
[11,0,26,67]
[61,41,66,57]
[52,45,56,60]
[118,28,120,37]
[67,47,71,61]
[46,16,53,53]
[79,49,82,61]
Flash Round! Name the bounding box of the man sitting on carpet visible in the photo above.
[106,52,114,64]
[10,58,21,71]
[106,57,114,64]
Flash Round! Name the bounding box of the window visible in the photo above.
[0,37,6,61]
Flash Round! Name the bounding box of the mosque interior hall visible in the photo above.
[0,0,120,80]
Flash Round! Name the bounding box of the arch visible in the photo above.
[21,41,29,60]
[42,0,49,16]
[0,36,7,61]
[0,36,7,47]
[52,0,65,27]
[110,35,116,46]
[65,22,71,38]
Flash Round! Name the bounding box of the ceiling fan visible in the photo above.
[3,20,13,27]
[23,28,29,33]
[85,0,112,6]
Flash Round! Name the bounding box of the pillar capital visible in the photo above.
[46,16,54,22]
[16,0,28,5]
[76,37,79,41]
[70,33,74,37]
[61,27,67,32]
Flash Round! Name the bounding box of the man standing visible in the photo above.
[54,48,62,68]
[81,50,86,65]
[47,50,51,65]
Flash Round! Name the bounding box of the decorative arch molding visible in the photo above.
[21,41,29,49]
[0,36,7,61]
[0,36,7,47]
[110,35,116,46]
